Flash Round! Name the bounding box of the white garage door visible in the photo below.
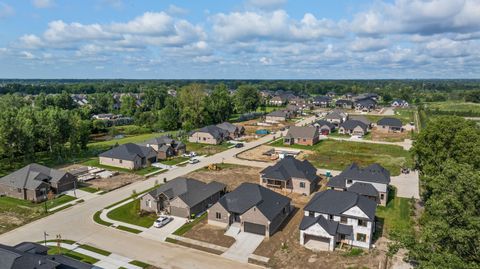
[304,234,331,251]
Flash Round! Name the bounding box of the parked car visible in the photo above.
[189,158,200,164]
[182,152,197,158]
[153,216,172,228]
[235,143,244,148]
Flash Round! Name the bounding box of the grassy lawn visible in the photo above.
[48,246,99,264]
[88,131,177,151]
[81,157,161,176]
[361,111,413,125]
[106,199,157,228]
[376,189,413,238]
[117,225,143,234]
[129,260,152,268]
[173,213,207,236]
[270,139,411,176]
[425,101,480,115]
[160,156,189,166]
[93,211,112,226]
[183,141,231,156]
[78,184,99,193]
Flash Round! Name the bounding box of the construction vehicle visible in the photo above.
[207,164,221,171]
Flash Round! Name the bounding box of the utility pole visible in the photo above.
[43,231,49,246]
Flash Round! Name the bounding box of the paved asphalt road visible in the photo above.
[0,134,275,269]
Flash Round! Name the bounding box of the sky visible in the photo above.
[0,0,479,79]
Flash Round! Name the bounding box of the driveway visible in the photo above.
[140,217,187,241]
[221,232,265,263]
[391,170,420,199]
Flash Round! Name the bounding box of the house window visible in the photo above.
[380,194,385,200]
[347,179,352,184]
[300,182,305,188]
[119,159,123,164]
[358,219,368,227]
[17,188,22,193]
[329,214,334,220]
[356,233,367,242]
[215,212,222,219]
[308,211,315,217]
[303,138,306,142]
[340,216,348,224]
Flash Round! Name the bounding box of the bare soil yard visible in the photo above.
[371,127,412,142]
[183,217,236,248]
[237,144,312,163]
[186,164,261,191]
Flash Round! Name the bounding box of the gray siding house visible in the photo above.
[0,163,77,202]
[99,143,157,170]
[208,183,292,237]
[260,156,319,195]
[377,117,403,133]
[140,177,226,218]
[338,120,368,136]
[188,125,229,145]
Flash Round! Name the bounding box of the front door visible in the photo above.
[233,213,241,223]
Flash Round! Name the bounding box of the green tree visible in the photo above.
[206,84,233,123]
[142,88,167,111]
[233,85,260,113]
[157,97,180,131]
[177,84,207,130]
[120,94,137,116]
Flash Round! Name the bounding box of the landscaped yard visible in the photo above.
[0,195,76,234]
[270,139,412,176]
[376,189,414,237]
[160,156,189,166]
[48,246,99,264]
[106,199,157,228]
[183,141,231,156]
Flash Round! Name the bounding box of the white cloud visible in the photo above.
[19,34,45,48]
[32,0,55,8]
[259,56,272,65]
[0,2,14,18]
[350,37,390,52]
[110,12,174,35]
[246,0,287,10]
[167,4,188,15]
[20,51,36,60]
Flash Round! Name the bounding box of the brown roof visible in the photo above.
[285,126,318,139]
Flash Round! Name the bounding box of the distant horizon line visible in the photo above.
[1,78,479,81]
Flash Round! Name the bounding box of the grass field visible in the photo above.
[173,213,207,236]
[425,101,480,113]
[160,156,189,166]
[106,199,157,228]
[376,189,413,238]
[271,139,412,176]
[0,195,76,234]
[183,141,231,156]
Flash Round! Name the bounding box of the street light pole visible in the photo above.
[43,231,49,246]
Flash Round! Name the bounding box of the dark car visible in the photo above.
[235,143,244,148]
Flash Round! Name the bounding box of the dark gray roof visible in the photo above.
[335,99,353,105]
[267,110,289,118]
[327,163,391,188]
[192,125,228,139]
[261,156,318,183]
[0,164,72,191]
[299,215,354,236]
[304,189,377,220]
[377,117,402,128]
[347,182,379,197]
[147,177,226,208]
[350,115,371,126]
[355,98,377,107]
[325,110,347,120]
[218,183,291,221]
[0,242,94,269]
[313,96,331,102]
[285,126,318,140]
[99,143,156,161]
[340,120,368,131]
[216,122,239,133]
[313,120,335,130]
[158,144,173,153]
[146,136,174,146]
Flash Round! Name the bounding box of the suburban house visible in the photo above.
[140,177,226,218]
[312,120,335,135]
[338,120,369,136]
[325,110,348,126]
[0,242,94,269]
[289,97,310,108]
[265,110,292,122]
[354,98,377,112]
[208,183,292,237]
[99,143,157,170]
[377,118,403,133]
[350,115,372,128]
[284,126,319,146]
[335,99,354,109]
[343,92,355,100]
[326,91,336,98]
[312,96,331,107]
[260,156,319,195]
[391,99,409,108]
[188,125,229,144]
[327,163,391,206]
[299,189,377,251]
[145,136,186,160]
[0,163,77,202]
[216,122,245,139]
[269,96,287,106]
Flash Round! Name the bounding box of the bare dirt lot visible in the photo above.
[61,164,144,192]
[186,164,261,191]
[237,144,313,163]
[183,217,236,248]
[371,128,411,142]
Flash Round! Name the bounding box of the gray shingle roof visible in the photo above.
[335,99,353,105]
[261,156,318,183]
[340,120,368,132]
[218,183,291,221]
[350,115,371,126]
[313,120,335,130]
[313,96,331,102]
[0,164,72,191]
[299,215,354,236]
[285,126,318,140]
[192,125,228,139]
[327,163,391,188]
[216,122,239,133]
[304,189,377,220]
[355,98,377,107]
[377,117,402,128]
[347,182,379,197]
[146,136,174,146]
[147,177,226,208]
[325,110,347,120]
[267,110,289,118]
[99,143,156,161]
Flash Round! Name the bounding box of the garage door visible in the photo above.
[244,222,266,235]
[304,234,331,251]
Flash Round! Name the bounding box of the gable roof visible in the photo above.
[285,126,318,140]
[0,163,72,191]
[299,215,353,236]
[216,122,239,133]
[218,183,291,221]
[350,115,371,126]
[147,177,226,208]
[146,136,174,146]
[347,182,379,197]
[304,189,377,220]
[327,163,391,188]
[191,125,228,140]
[313,120,335,129]
[99,143,156,161]
[261,156,317,182]
[355,98,377,107]
[340,120,368,131]
[335,99,353,105]
[325,110,345,120]
[377,117,402,128]
[313,96,331,102]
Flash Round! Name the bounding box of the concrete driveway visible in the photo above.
[222,232,265,263]
[391,170,420,199]
[140,217,187,241]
